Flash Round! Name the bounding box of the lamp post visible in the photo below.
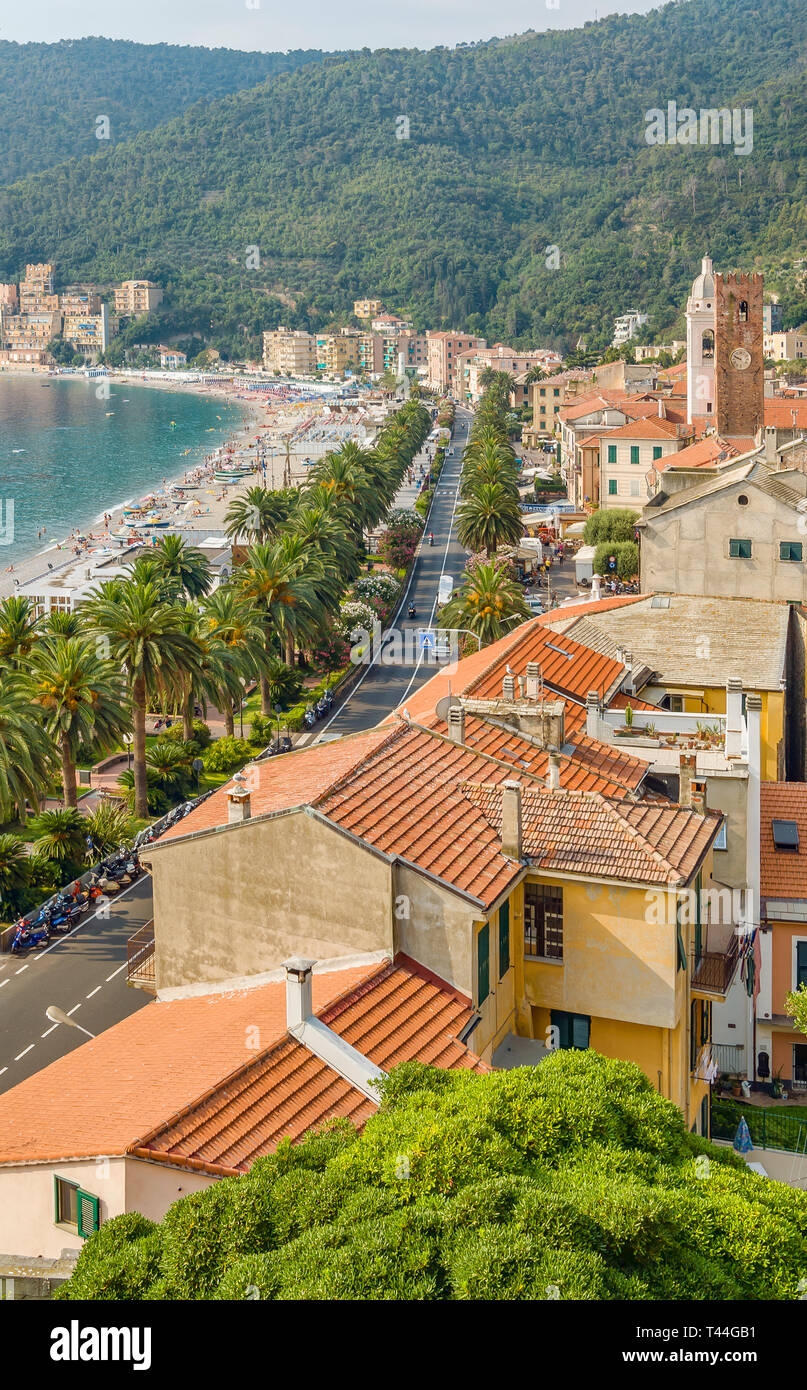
[273,703,283,753]
[122,731,133,772]
[45,1005,96,1040]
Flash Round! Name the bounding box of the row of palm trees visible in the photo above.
[0,400,432,823]
[439,378,531,648]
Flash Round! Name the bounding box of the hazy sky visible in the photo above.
[0,0,662,50]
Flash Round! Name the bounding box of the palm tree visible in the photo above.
[84,577,203,818]
[0,834,30,918]
[0,595,39,667]
[176,603,242,741]
[146,534,212,600]
[199,586,272,735]
[289,505,361,586]
[29,636,131,809]
[238,540,328,713]
[224,486,294,544]
[40,610,84,639]
[439,562,530,648]
[457,482,524,558]
[0,673,54,823]
[30,807,87,873]
[84,802,139,858]
[144,741,195,803]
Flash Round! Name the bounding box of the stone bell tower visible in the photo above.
[714,271,764,439]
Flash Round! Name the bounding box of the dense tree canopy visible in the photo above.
[57,1051,807,1301]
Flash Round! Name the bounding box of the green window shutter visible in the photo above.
[797,941,807,989]
[676,920,687,972]
[653,446,663,460]
[77,1189,99,1240]
[690,1000,698,1071]
[729,538,752,558]
[607,444,617,463]
[700,1000,710,1045]
[498,902,510,978]
[781,541,803,562]
[571,1015,590,1049]
[477,924,490,1003]
[551,1010,571,1049]
[53,1175,60,1224]
[630,445,640,465]
[608,479,618,495]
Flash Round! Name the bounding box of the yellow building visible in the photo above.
[262,326,315,374]
[114,280,163,316]
[353,298,383,320]
[316,333,355,375]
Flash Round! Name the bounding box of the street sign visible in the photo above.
[419,629,437,651]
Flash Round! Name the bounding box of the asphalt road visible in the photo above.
[0,875,154,1094]
[318,406,474,737]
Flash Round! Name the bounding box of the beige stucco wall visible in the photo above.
[124,1157,215,1222]
[641,475,807,601]
[149,811,395,989]
[393,862,478,995]
[0,1158,125,1261]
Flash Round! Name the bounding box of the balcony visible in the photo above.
[127,920,155,992]
[691,933,741,997]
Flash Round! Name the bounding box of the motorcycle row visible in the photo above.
[301,686,334,731]
[10,847,142,955]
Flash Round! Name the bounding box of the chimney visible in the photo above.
[764,425,778,464]
[447,704,465,745]
[679,753,697,808]
[591,573,602,601]
[547,752,561,791]
[284,957,315,1029]
[501,780,523,859]
[586,690,600,738]
[227,770,251,824]
[623,650,635,696]
[502,673,516,702]
[725,677,743,758]
[525,661,541,701]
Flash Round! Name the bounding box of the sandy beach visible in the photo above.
[0,369,385,601]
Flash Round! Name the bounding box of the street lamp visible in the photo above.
[45,1005,96,1039]
[273,703,284,752]
[122,732,133,772]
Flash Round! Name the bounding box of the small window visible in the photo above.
[772,819,799,851]
[729,538,752,558]
[608,479,618,495]
[653,445,663,460]
[630,480,641,496]
[630,445,640,465]
[553,388,560,397]
[714,822,727,850]
[477,923,490,1003]
[524,883,563,960]
[737,494,749,505]
[539,388,546,396]
[797,942,807,990]
[780,542,803,562]
[499,902,511,979]
[607,443,617,464]
[54,1177,99,1239]
[739,300,748,322]
[551,1010,589,1050]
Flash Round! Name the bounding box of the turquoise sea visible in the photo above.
[0,375,249,564]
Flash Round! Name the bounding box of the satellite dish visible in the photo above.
[435,694,462,724]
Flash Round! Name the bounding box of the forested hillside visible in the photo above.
[0,1,805,355]
[0,39,332,184]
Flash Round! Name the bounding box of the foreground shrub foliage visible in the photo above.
[58,1053,807,1301]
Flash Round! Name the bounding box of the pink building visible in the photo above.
[426,331,486,393]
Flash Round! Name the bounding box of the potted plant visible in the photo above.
[771,1067,783,1100]
[731,1072,744,1098]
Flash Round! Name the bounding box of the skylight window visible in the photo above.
[772,819,799,851]
[650,595,670,608]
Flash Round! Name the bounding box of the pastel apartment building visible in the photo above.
[316,333,355,375]
[353,298,383,319]
[764,330,807,361]
[757,783,807,1092]
[263,326,316,375]
[426,331,486,393]
[159,347,187,370]
[114,279,163,317]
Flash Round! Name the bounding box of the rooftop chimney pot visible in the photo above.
[284,957,315,1029]
[227,771,251,824]
[501,780,523,859]
[447,704,465,745]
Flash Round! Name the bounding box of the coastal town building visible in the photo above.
[686,255,765,440]
[353,298,383,319]
[316,332,355,376]
[521,371,595,447]
[757,783,807,1093]
[425,331,486,393]
[0,955,486,1284]
[0,283,18,312]
[455,344,562,405]
[764,330,807,362]
[62,303,109,355]
[633,342,686,361]
[159,347,187,370]
[262,326,316,375]
[586,416,686,509]
[612,309,648,347]
[114,279,164,317]
[763,303,784,335]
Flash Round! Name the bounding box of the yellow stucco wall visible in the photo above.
[678,686,783,781]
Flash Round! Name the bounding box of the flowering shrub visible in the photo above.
[353,574,401,605]
[313,626,352,672]
[385,508,423,535]
[337,600,377,638]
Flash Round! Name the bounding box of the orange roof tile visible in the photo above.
[760,783,807,900]
[464,785,721,886]
[580,417,682,443]
[465,621,626,705]
[0,959,486,1170]
[764,401,807,429]
[653,436,737,470]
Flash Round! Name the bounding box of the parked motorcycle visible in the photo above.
[11,917,50,953]
[280,734,293,753]
[303,706,316,729]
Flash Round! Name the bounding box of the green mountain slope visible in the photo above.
[0,38,332,184]
[0,1,805,355]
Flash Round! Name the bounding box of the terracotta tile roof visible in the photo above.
[416,711,647,796]
[760,783,807,900]
[464,785,721,886]
[0,959,486,1170]
[538,595,647,622]
[653,436,738,470]
[133,960,486,1176]
[314,722,524,905]
[764,401,807,429]
[465,620,626,706]
[581,417,682,442]
[0,964,375,1164]
[157,726,393,844]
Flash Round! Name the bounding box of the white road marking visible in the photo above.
[14,1044,34,1061]
[0,979,8,989]
[15,965,29,974]
[32,877,146,960]
[106,964,127,981]
[86,986,101,999]
[0,1068,7,1077]
[66,1004,82,1016]
[41,1025,58,1038]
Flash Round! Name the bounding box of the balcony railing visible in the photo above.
[127,920,155,991]
[691,933,741,996]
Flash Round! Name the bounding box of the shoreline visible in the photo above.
[0,370,382,601]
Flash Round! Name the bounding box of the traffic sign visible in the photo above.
[419,629,437,651]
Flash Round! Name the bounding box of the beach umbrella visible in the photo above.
[733,1116,754,1153]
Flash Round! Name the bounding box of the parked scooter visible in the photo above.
[11,917,50,953]
[303,706,316,729]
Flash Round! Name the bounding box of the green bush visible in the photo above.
[57,1053,807,1302]
[202,736,253,774]
[583,508,639,546]
[594,540,639,581]
[160,720,212,749]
